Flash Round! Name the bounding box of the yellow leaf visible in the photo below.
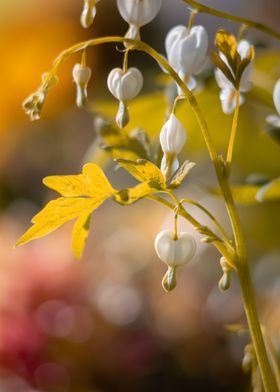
[169,160,196,189]
[43,163,115,198]
[116,159,166,189]
[72,212,91,259]
[16,197,99,246]
[17,163,116,253]
[114,182,159,205]
[215,29,237,60]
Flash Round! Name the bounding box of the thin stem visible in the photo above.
[182,0,280,40]
[226,89,240,174]
[178,197,232,244]
[187,9,198,32]
[238,265,278,391]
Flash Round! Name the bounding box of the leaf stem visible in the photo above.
[182,0,280,40]
[226,89,240,174]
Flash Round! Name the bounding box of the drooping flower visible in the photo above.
[159,113,186,179]
[215,39,254,114]
[107,67,143,128]
[266,78,280,128]
[22,73,58,121]
[80,0,101,28]
[165,25,208,91]
[117,0,162,44]
[155,229,196,292]
[72,63,92,109]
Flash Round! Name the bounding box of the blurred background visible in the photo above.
[0,0,280,391]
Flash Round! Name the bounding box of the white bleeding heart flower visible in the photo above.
[107,67,143,101]
[72,64,92,108]
[117,0,162,27]
[165,25,208,92]
[117,0,162,44]
[154,230,196,268]
[160,113,186,179]
[215,39,254,114]
[107,67,143,128]
[266,78,280,128]
[80,0,100,28]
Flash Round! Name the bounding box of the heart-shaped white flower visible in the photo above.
[117,0,162,27]
[154,230,196,267]
[107,67,143,101]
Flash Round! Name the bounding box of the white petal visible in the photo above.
[273,78,280,116]
[237,40,251,59]
[266,114,280,128]
[117,0,162,27]
[219,89,245,115]
[215,68,232,90]
[154,230,196,267]
[160,113,186,154]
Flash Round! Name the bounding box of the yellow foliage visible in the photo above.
[17,163,116,258]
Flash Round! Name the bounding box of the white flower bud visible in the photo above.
[165,25,208,91]
[159,113,186,178]
[107,67,143,101]
[117,0,162,27]
[80,0,100,28]
[72,64,92,108]
[266,78,280,128]
[154,230,196,268]
[215,39,253,114]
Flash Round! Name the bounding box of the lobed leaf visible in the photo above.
[72,213,91,259]
[16,197,99,246]
[17,163,116,258]
[115,158,166,189]
[43,163,115,198]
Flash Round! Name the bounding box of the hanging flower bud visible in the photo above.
[117,0,162,45]
[266,78,280,128]
[23,90,47,121]
[80,0,100,28]
[218,257,232,292]
[155,229,196,292]
[215,39,254,114]
[159,113,186,179]
[23,72,59,121]
[165,25,208,92]
[107,67,143,128]
[72,63,92,109]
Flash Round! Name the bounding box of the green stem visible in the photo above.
[182,0,280,40]
[238,263,278,392]
[226,89,240,174]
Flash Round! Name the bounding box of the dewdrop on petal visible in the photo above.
[117,0,162,46]
[154,230,196,292]
[160,113,186,179]
[107,67,143,128]
[72,63,92,109]
[80,0,100,28]
[266,78,280,128]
